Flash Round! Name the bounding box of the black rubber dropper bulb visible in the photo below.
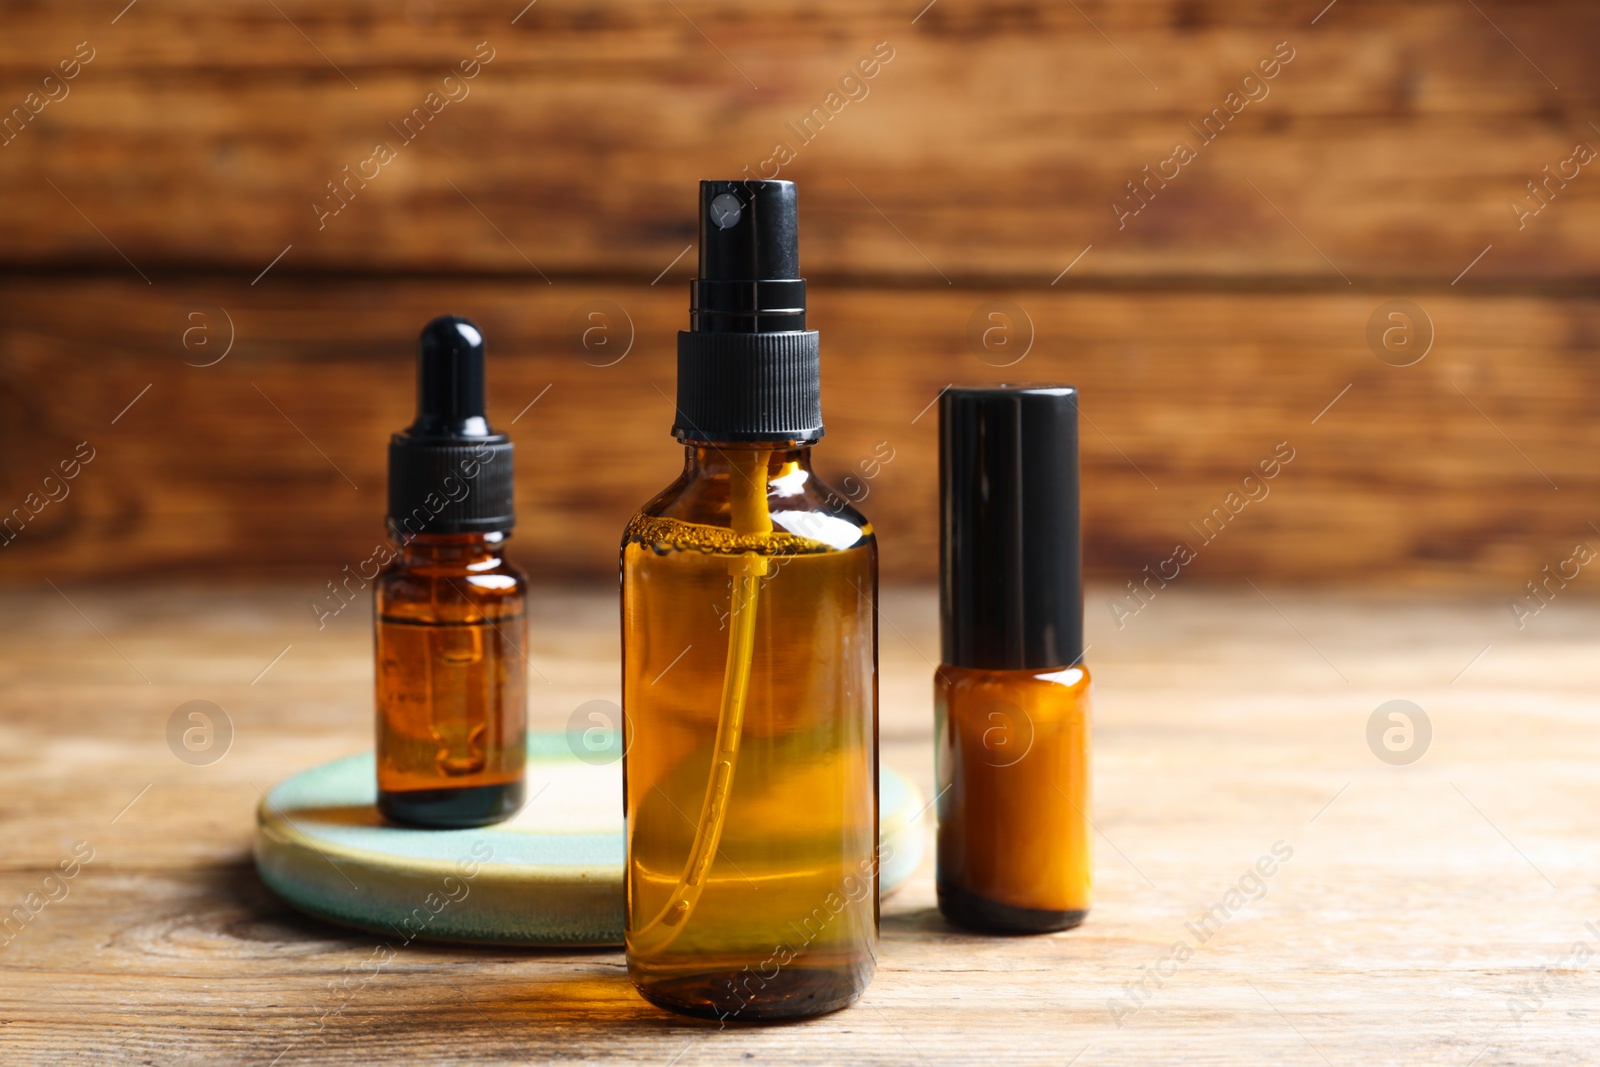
[387,315,516,537]
[411,316,491,439]
[675,180,822,442]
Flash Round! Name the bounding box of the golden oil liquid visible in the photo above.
[622,513,878,1020]
[374,542,527,827]
[375,617,526,790]
[935,664,1091,931]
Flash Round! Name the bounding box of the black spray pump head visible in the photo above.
[387,315,516,539]
[675,179,823,443]
[691,181,806,333]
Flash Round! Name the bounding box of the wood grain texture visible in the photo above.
[0,1,1596,280]
[1,278,1594,588]
[0,584,1595,1064]
[1,0,1595,588]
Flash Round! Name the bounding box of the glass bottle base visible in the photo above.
[633,966,870,1022]
[377,779,524,828]
[937,883,1088,934]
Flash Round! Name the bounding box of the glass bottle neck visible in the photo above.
[683,443,814,479]
[397,530,510,566]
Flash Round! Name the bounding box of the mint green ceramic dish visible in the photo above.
[255,732,924,946]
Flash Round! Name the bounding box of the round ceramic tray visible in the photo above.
[255,732,924,946]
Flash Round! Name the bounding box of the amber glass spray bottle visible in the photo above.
[374,316,527,828]
[622,180,878,1020]
[936,385,1091,932]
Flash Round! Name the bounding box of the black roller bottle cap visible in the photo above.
[386,315,516,539]
[674,179,823,443]
[940,385,1082,670]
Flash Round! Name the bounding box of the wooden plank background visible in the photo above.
[1,0,1597,585]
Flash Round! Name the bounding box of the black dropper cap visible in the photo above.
[386,315,515,539]
[939,385,1082,670]
[674,180,823,443]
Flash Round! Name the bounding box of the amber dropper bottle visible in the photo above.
[936,385,1091,932]
[622,180,879,1020]
[374,316,527,828]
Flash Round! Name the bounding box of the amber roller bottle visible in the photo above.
[621,180,878,1020]
[936,385,1091,933]
[374,316,527,828]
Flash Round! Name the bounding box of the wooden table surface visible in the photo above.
[1,582,1594,1065]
